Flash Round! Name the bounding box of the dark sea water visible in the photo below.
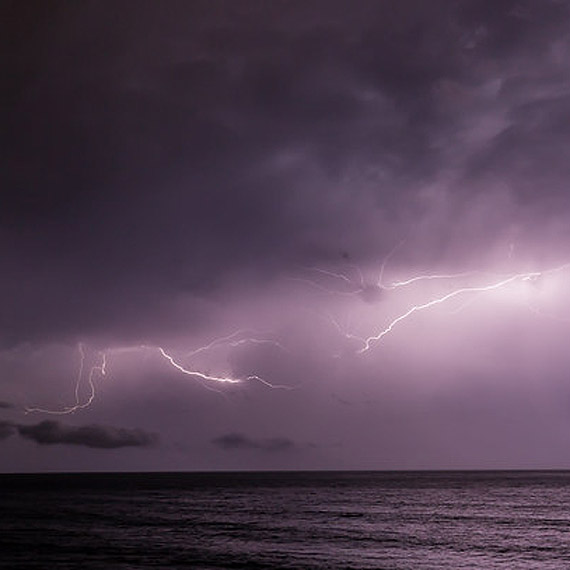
[1,471,570,569]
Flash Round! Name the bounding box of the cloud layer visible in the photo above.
[4,0,570,348]
[1,420,157,449]
[3,1,570,470]
[213,433,296,452]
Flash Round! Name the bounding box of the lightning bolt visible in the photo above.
[25,344,107,415]
[386,271,477,288]
[158,346,293,390]
[183,329,280,358]
[157,347,241,384]
[296,240,476,300]
[24,333,292,414]
[308,267,354,286]
[297,236,570,355]
[19,247,570,416]
[357,265,570,353]
[322,312,368,356]
[377,239,405,287]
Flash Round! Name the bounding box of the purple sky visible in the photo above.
[3,0,570,472]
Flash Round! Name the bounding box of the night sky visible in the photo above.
[3,0,570,472]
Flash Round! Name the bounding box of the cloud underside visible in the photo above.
[3,1,570,470]
[0,420,157,449]
[3,0,570,347]
[212,432,296,452]
[0,421,16,441]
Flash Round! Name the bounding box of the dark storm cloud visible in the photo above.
[213,432,295,452]
[0,421,16,441]
[4,1,570,473]
[16,420,157,449]
[4,0,570,347]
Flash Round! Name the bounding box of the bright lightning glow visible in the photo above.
[357,265,570,353]
[183,329,261,358]
[387,271,477,288]
[296,241,477,303]
[157,347,241,384]
[19,247,570,417]
[158,346,294,390]
[24,333,292,415]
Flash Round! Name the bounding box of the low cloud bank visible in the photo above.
[0,419,157,449]
[213,432,295,452]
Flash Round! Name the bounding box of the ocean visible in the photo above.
[1,471,569,569]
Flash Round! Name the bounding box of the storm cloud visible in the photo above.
[3,0,569,347]
[3,1,570,471]
[0,421,16,441]
[213,433,296,453]
[16,421,157,449]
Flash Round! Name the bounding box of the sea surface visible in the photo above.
[1,471,570,569]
